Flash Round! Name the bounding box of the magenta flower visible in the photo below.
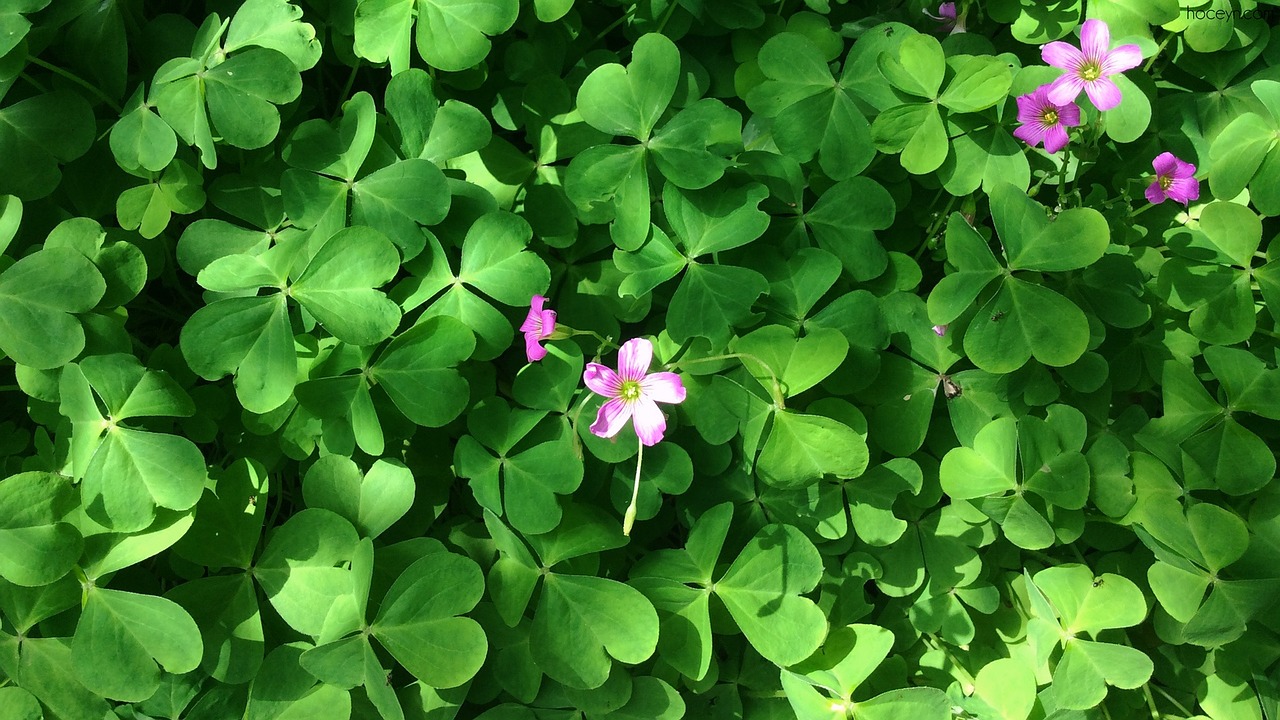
[584,338,686,447]
[520,295,556,363]
[932,324,948,337]
[1012,85,1082,154]
[924,2,966,33]
[1042,19,1142,111]
[1145,152,1200,206]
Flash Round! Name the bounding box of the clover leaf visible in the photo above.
[0,91,95,200]
[1208,80,1280,215]
[58,354,205,532]
[180,225,402,413]
[928,184,1109,373]
[397,212,548,359]
[1157,201,1263,345]
[0,472,81,587]
[484,508,658,691]
[1027,565,1153,711]
[71,588,203,702]
[746,32,874,179]
[0,246,105,370]
[454,399,583,534]
[353,0,518,73]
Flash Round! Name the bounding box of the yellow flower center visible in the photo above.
[1042,110,1059,125]
[1159,175,1173,190]
[1079,62,1102,82]
[619,380,642,401]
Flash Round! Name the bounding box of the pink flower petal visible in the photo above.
[1046,73,1086,106]
[1145,181,1166,204]
[1057,101,1082,127]
[640,372,686,404]
[590,397,634,439]
[939,3,957,20]
[1152,151,1179,177]
[520,295,547,333]
[1013,123,1046,148]
[538,309,557,339]
[1080,19,1110,63]
[1015,92,1043,124]
[1173,158,1197,179]
[631,397,668,446]
[1167,177,1200,204]
[525,333,548,363]
[1083,78,1123,110]
[583,363,622,397]
[617,338,653,382]
[1103,44,1143,74]
[1043,125,1070,154]
[1042,42,1085,71]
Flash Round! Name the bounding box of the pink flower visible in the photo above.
[1013,85,1081,154]
[924,2,966,33]
[520,295,556,362]
[932,324,948,337]
[1042,19,1142,111]
[583,338,686,447]
[1145,152,1200,206]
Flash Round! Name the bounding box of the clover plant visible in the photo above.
[0,1,1278,719]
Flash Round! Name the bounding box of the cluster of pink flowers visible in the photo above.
[1012,19,1140,155]
[1004,19,1199,206]
[521,298,685,447]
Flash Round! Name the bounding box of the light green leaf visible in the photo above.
[0,247,105,369]
[372,552,487,688]
[531,574,659,689]
[291,226,402,346]
[0,472,81,587]
[664,182,770,258]
[716,524,827,666]
[757,411,868,490]
[577,33,680,141]
[372,315,475,427]
[414,0,519,71]
[255,509,362,637]
[72,588,203,702]
[225,0,322,71]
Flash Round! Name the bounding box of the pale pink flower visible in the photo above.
[1013,85,1082,154]
[932,324,948,337]
[520,295,556,363]
[584,338,686,446]
[1145,152,1200,206]
[1042,19,1142,111]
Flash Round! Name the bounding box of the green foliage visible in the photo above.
[0,2,1277,720]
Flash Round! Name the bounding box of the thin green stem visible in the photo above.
[26,56,122,113]
[1056,146,1072,207]
[655,0,680,33]
[584,6,637,52]
[1143,31,1174,74]
[567,391,596,461]
[1141,684,1162,720]
[571,328,619,354]
[0,385,20,392]
[1129,201,1159,219]
[1150,684,1193,717]
[335,60,361,119]
[623,438,644,536]
[668,352,786,409]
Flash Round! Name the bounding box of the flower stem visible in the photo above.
[1129,201,1158,218]
[25,56,122,113]
[570,329,618,354]
[623,438,644,536]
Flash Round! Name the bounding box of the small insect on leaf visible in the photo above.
[1092,577,1104,587]
[991,311,1007,322]
[941,374,963,399]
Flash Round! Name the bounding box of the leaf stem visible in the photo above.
[25,56,123,113]
[623,437,643,536]
[655,0,680,33]
[335,60,361,120]
[1142,31,1173,74]
[668,352,786,409]
[1149,683,1193,717]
